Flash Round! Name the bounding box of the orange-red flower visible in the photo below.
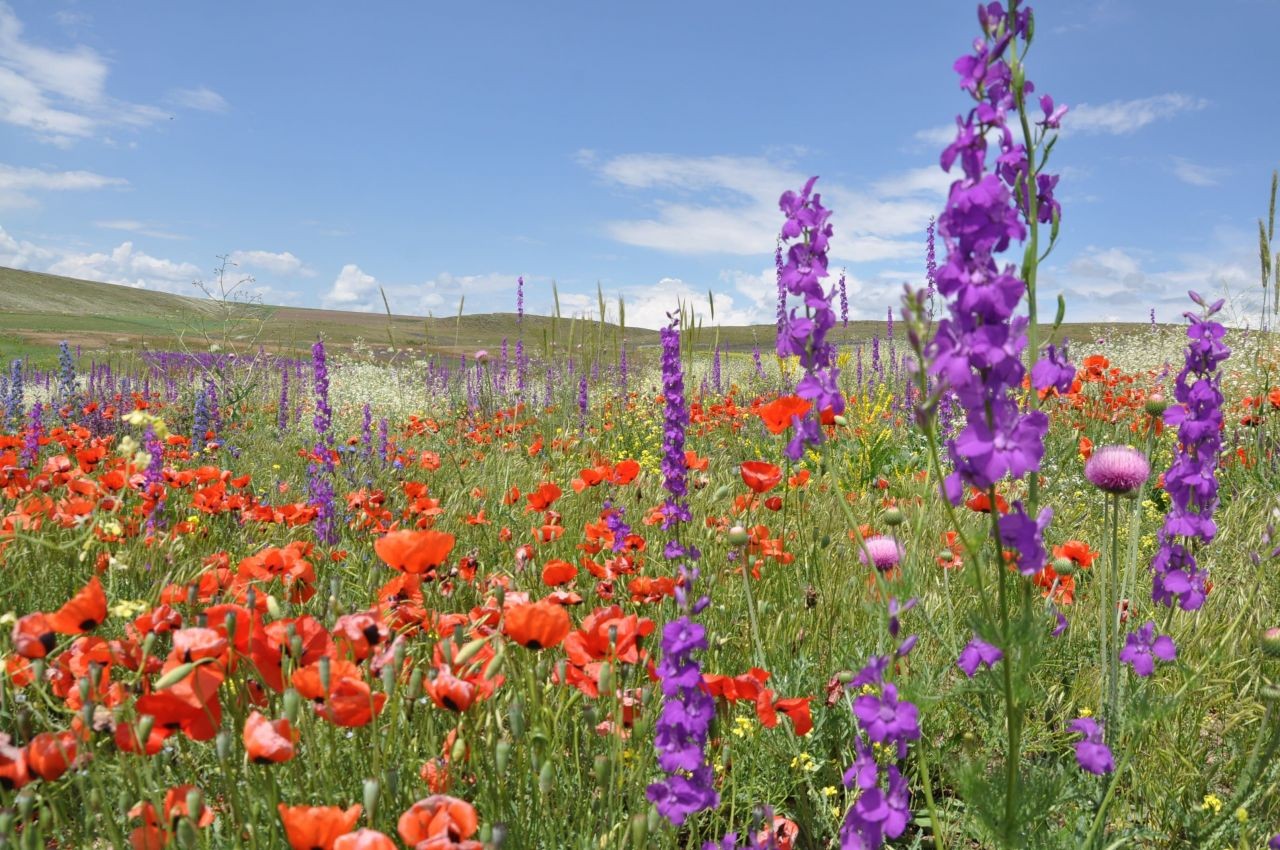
[425,669,478,713]
[758,395,811,435]
[740,461,782,494]
[502,601,570,650]
[334,830,398,850]
[278,804,362,850]
[12,612,56,659]
[244,710,298,763]
[374,529,456,574]
[26,730,77,781]
[397,795,479,847]
[48,576,107,634]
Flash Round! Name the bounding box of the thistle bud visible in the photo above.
[883,507,904,526]
[1145,394,1168,416]
[1053,556,1076,576]
[1261,627,1280,658]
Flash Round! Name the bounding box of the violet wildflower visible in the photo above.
[360,403,373,458]
[1030,342,1075,394]
[20,401,41,468]
[776,177,843,460]
[853,682,920,751]
[312,339,332,442]
[1068,717,1114,775]
[1084,445,1150,495]
[840,765,911,850]
[5,359,23,427]
[377,417,389,464]
[57,340,76,405]
[647,314,718,825]
[278,365,290,431]
[1151,292,1230,611]
[1118,621,1176,677]
[957,635,1003,677]
[309,338,339,545]
[838,269,849,328]
[577,374,588,433]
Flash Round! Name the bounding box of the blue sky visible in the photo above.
[1,1,1276,329]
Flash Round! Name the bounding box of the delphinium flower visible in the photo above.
[647,315,718,826]
[204,380,221,445]
[619,343,629,393]
[19,401,41,468]
[776,178,843,460]
[602,500,631,553]
[191,386,211,450]
[577,374,588,434]
[712,346,722,395]
[957,635,1003,677]
[1068,717,1114,775]
[143,424,166,530]
[377,417,389,464]
[774,240,785,338]
[1117,621,1176,677]
[1084,445,1150,496]
[57,340,76,407]
[924,217,937,316]
[277,364,290,432]
[360,403,373,459]
[1151,292,1230,611]
[922,1,1058,576]
[839,269,849,328]
[309,338,339,545]
[5,359,22,428]
[751,343,764,379]
[839,600,919,849]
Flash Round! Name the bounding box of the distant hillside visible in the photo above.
[0,265,1143,366]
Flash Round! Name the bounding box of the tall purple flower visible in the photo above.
[647,315,718,825]
[516,275,524,322]
[838,269,849,328]
[1151,292,1229,611]
[922,2,1056,574]
[20,401,41,468]
[277,364,290,431]
[309,338,338,545]
[577,374,589,434]
[775,177,842,460]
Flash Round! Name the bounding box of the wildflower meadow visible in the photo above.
[3,3,1280,849]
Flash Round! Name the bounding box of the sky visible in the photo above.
[1,0,1277,330]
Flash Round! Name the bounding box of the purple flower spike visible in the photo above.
[1068,717,1115,775]
[957,635,1003,677]
[1117,621,1176,677]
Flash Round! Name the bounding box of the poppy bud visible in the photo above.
[630,813,648,849]
[1053,556,1076,576]
[538,761,553,796]
[883,508,905,526]
[491,823,507,848]
[184,788,203,823]
[318,656,331,695]
[647,805,661,834]
[380,663,395,695]
[175,818,199,850]
[77,676,91,705]
[508,699,525,740]
[224,611,237,643]
[289,635,304,661]
[266,595,283,620]
[154,662,197,691]
[14,793,33,820]
[493,585,506,609]
[495,741,511,773]
[712,485,732,501]
[1261,627,1280,658]
[593,754,612,789]
[283,689,301,724]
[451,734,468,763]
[141,632,156,660]
[937,549,954,563]
[384,766,399,798]
[406,669,424,702]
[597,662,614,695]
[534,658,550,682]
[214,730,231,762]
[836,670,855,685]
[245,587,257,612]
[727,526,749,546]
[820,533,831,548]
[362,778,380,819]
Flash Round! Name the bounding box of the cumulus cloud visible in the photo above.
[582,152,944,265]
[229,249,311,277]
[0,162,126,208]
[46,241,202,293]
[93,219,186,240]
[322,263,380,310]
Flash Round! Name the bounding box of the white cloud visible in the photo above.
[167,86,228,113]
[1069,93,1208,135]
[0,224,54,267]
[46,240,202,294]
[229,249,311,277]
[0,2,176,144]
[1171,156,1226,188]
[322,263,380,310]
[0,162,126,208]
[93,219,186,240]
[583,152,943,266]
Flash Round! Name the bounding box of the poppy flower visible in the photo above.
[425,669,477,713]
[278,804,362,850]
[0,736,31,789]
[12,612,57,658]
[540,559,577,587]
[740,461,782,494]
[397,795,479,846]
[758,396,811,434]
[244,711,298,763]
[48,576,107,634]
[502,601,570,650]
[26,731,77,781]
[375,530,456,574]
[316,676,387,727]
[333,830,398,850]
[524,481,562,512]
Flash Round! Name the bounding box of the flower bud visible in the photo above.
[883,507,905,526]
[1053,556,1076,576]
[727,525,749,546]
[629,813,649,849]
[495,740,511,774]
[1261,626,1280,658]
[283,688,301,724]
[1145,394,1167,416]
[593,754,612,790]
[362,778,380,818]
[538,761,554,796]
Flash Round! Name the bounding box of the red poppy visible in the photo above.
[333,830,398,850]
[48,576,108,634]
[758,396,811,434]
[524,482,562,512]
[244,711,298,763]
[397,795,479,846]
[12,612,56,659]
[278,804,362,850]
[502,601,570,650]
[740,461,782,494]
[374,530,456,574]
[425,669,477,713]
[540,559,577,587]
[26,731,77,781]
[316,676,387,727]
[757,815,801,850]
[0,736,31,789]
